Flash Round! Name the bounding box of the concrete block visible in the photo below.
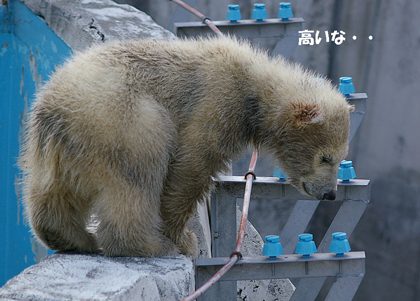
[0,253,194,300]
[21,0,176,51]
[236,206,295,301]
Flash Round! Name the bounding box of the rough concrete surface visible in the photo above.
[0,202,293,301]
[22,0,176,51]
[236,207,295,301]
[0,253,194,300]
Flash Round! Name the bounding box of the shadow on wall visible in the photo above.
[350,168,420,301]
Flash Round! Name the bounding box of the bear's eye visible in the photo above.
[320,155,333,164]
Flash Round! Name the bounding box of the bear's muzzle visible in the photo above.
[322,190,336,200]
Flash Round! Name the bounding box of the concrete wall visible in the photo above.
[125,1,420,300]
[0,0,72,286]
[328,2,420,300]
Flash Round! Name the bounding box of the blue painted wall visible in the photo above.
[0,0,71,286]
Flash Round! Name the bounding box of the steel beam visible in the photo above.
[197,253,365,301]
[211,176,370,257]
[208,176,369,300]
[175,18,304,58]
[281,200,320,254]
[213,176,370,201]
[196,252,365,281]
[347,93,368,143]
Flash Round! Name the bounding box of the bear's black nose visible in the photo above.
[323,191,336,200]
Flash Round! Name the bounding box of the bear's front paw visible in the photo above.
[177,230,198,258]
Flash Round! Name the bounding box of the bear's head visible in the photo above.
[264,81,354,201]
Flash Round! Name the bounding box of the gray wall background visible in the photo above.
[117,1,420,300]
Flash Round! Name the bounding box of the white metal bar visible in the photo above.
[213,176,370,201]
[325,274,365,301]
[347,93,368,143]
[271,34,301,58]
[175,18,304,57]
[207,177,369,300]
[196,252,365,281]
[175,18,304,38]
[281,200,320,254]
[318,200,369,253]
[290,277,327,301]
[210,177,370,260]
[291,199,368,299]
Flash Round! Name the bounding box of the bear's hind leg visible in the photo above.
[27,185,98,254]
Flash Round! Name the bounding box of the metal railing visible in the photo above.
[197,177,370,300]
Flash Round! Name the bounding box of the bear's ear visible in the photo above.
[291,102,324,125]
[349,105,355,113]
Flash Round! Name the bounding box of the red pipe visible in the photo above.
[169,2,256,299]
[182,151,258,301]
[170,0,224,37]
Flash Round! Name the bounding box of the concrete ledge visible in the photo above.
[0,253,194,300]
[21,0,176,51]
[0,204,294,301]
[235,207,295,300]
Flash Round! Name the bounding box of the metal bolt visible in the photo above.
[226,4,241,23]
[337,160,356,182]
[273,166,287,182]
[277,2,293,20]
[329,232,351,256]
[251,3,267,22]
[338,76,356,97]
[295,233,317,258]
[262,235,284,259]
